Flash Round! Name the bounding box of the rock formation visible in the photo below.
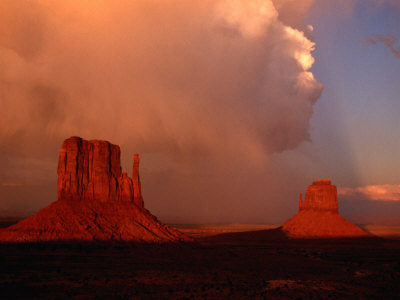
[132,154,144,208]
[283,179,371,238]
[0,137,190,242]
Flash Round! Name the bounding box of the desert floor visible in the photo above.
[1,220,400,299]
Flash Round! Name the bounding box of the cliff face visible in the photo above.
[298,179,338,213]
[57,137,144,207]
[283,179,371,238]
[57,137,121,203]
[0,137,188,242]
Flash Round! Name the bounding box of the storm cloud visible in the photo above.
[0,1,322,220]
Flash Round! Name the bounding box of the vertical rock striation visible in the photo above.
[57,137,122,203]
[57,137,143,205]
[298,179,338,213]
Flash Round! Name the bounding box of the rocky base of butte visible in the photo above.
[282,179,371,238]
[0,137,189,242]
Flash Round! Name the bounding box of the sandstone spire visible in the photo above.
[132,154,144,208]
[298,192,303,211]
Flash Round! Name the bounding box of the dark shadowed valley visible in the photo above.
[1,224,400,299]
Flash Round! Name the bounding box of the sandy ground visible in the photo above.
[361,225,400,239]
[174,223,400,239]
[172,224,280,238]
[1,221,400,299]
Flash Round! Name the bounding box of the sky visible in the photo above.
[0,0,399,224]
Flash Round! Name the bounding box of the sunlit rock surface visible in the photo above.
[0,137,189,242]
[283,179,371,238]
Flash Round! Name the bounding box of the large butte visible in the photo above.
[0,137,190,242]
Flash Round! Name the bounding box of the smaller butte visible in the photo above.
[282,179,371,238]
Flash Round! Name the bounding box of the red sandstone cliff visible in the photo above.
[0,137,189,242]
[283,179,371,238]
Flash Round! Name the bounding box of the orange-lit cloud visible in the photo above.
[0,0,323,220]
[339,185,400,201]
[0,0,322,162]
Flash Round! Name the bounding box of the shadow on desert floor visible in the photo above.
[1,226,400,299]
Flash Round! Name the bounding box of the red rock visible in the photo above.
[283,179,371,238]
[0,137,190,242]
[118,172,134,203]
[57,137,122,203]
[132,154,144,208]
[299,179,338,213]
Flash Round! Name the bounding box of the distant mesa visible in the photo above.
[282,179,372,238]
[0,137,190,242]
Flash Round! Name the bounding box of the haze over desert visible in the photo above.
[1,0,400,299]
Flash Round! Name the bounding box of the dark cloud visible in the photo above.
[368,34,400,58]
